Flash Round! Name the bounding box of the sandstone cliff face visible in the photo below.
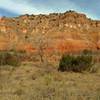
[0,11,100,53]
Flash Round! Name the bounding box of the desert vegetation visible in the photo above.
[58,50,93,72]
[0,49,100,100]
[0,51,21,67]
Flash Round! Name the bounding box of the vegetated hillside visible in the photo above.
[0,10,100,53]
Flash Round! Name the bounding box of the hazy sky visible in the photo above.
[0,0,99,19]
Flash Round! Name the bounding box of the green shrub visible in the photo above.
[82,49,93,55]
[0,51,7,65]
[6,52,21,66]
[0,51,21,66]
[58,50,93,72]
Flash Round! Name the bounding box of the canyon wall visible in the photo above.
[0,11,100,53]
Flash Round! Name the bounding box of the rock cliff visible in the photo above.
[0,10,100,53]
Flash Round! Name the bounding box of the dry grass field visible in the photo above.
[0,61,100,100]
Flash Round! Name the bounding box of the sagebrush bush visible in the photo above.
[0,51,21,66]
[58,50,93,72]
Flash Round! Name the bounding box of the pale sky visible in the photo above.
[0,0,99,19]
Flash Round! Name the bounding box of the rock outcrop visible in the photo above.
[0,10,100,53]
